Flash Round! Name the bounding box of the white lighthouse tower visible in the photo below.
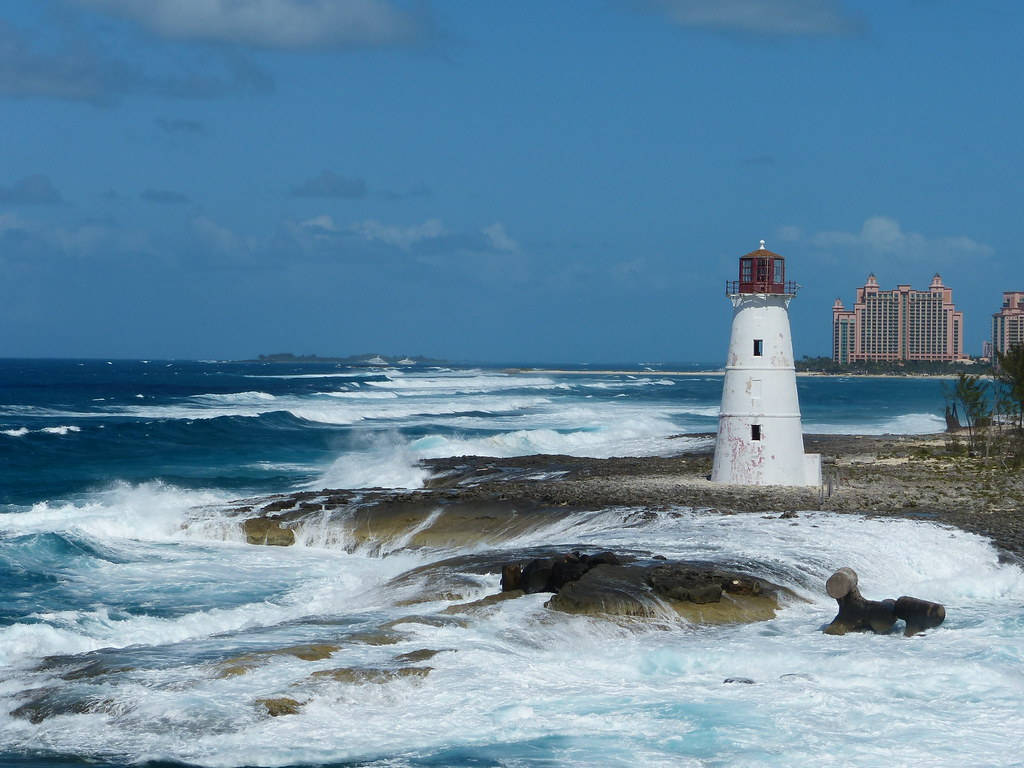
[711,241,821,486]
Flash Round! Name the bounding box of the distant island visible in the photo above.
[245,353,449,366]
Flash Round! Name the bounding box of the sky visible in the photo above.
[1,0,1021,363]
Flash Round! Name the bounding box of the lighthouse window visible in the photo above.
[741,259,752,282]
[751,424,761,441]
[753,339,763,356]
[773,260,784,283]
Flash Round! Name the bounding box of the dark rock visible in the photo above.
[824,568,945,636]
[647,565,723,604]
[516,551,624,594]
[724,677,755,684]
[894,595,946,636]
[262,498,296,513]
[501,564,522,591]
[548,552,592,590]
[521,558,557,593]
[545,564,659,617]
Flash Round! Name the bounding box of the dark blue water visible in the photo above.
[0,359,948,507]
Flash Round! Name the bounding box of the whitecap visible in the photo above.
[40,425,81,435]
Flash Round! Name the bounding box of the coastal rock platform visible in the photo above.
[226,433,1024,558]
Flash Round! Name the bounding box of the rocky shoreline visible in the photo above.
[230,432,1024,558]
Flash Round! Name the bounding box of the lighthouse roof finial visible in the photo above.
[759,239,766,250]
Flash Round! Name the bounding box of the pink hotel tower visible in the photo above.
[832,273,966,364]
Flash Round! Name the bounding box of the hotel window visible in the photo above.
[751,424,761,441]
[753,339,763,356]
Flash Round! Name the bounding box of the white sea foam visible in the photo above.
[579,377,675,390]
[364,372,566,395]
[0,481,231,543]
[319,391,399,399]
[807,411,945,435]
[190,391,277,403]
[1,425,80,437]
[40,425,81,435]
[315,432,430,490]
[1,511,1020,767]
[313,414,710,490]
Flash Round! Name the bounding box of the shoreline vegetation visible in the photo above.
[795,355,992,376]
[230,432,1024,559]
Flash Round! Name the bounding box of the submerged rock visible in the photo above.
[394,648,447,663]
[9,690,122,723]
[214,644,340,677]
[257,697,302,717]
[311,666,432,684]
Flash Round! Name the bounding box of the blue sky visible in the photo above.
[1,0,1020,363]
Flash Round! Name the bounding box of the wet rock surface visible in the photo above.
[501,551,784,623]
[256,697,302,717]
[222,434,1024,558]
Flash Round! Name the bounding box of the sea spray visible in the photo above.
[2,510,1020,767]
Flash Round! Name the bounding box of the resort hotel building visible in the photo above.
[832,274,966,363]
[991,291,1024,356]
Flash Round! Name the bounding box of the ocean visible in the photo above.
[1,359,1021,767]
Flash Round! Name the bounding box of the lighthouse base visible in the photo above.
[711,450,821,487]
[711,416,822,487]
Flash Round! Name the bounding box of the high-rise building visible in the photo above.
[832,274,966,363]
[991,291,1024,356]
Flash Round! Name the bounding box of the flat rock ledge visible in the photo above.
[223,434,1024,558]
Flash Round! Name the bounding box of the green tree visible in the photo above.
[995,344,1024,430]
[946,373,990,453]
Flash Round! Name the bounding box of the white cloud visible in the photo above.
[352,218,445,249]
[648,0,863,37]
[483,222,517,252]
[74,0,426,49]
[298,214,339,233]
[193,215,243,253]
[783,215,992,262]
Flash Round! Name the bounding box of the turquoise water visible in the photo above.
[3,360,1019,767]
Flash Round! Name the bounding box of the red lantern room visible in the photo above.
[726,240,797,296]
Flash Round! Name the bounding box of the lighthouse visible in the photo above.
[711,241,821,486]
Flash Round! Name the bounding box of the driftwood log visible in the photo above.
[824,567,945,636]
